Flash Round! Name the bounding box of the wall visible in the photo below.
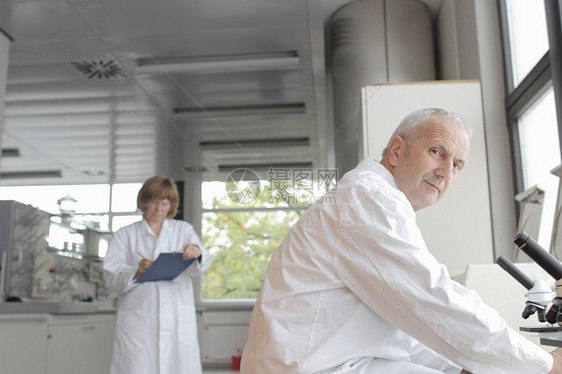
[361,80,494,276]
[437,0,517,260]
[0,31,9,169]
[329,0,517,261]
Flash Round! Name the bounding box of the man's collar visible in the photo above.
[357,158,399,190]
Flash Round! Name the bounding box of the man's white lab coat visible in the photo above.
[241,158,552,373]
[103,218,212,374]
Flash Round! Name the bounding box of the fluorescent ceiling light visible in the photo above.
[174,103,306,119]
[218,162,313,174]
[1,148,20,157]
[135,51,300,74]
[199,137,310,150]
[183,165,209,173]
[0,170,62,179]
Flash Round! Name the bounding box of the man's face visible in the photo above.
[390,115,470,211]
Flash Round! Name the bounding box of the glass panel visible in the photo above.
[112,215,142,232]
[111,183,142,212]
[48,222,86,252]
[98,236,110,258]
[74,214,110,231]
[505,0,549,88]
[202,167,337,209]
[519,86,560,249]
[0,184,109,214]
[201,209,305,300]
[201,168,339,300]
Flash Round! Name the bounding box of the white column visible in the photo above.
[437,0,517,261]
[0,30,11,169]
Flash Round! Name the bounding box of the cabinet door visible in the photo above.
[46,317,115,374]
[361,80,494,275]
[200,310,251,366]
[0,314,49,374]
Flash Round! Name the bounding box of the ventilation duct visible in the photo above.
[330,0,435,174]
[199,137,310,150]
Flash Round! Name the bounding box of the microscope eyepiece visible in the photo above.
[513,232,562,280]
[513,231,530,248]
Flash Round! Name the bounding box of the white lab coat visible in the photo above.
[241,158,552,374]
[103,218,212,374]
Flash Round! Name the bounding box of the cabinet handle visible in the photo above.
[83,325,96,333]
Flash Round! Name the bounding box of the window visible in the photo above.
[0,184,110,217]
[0,182,143,254]
[518,87,560,248]
[504,0,549,89]
[500,0,562,253]
[110,183,143,231]
[200,168,337,301]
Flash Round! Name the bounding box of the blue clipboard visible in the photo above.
[135,252,196,283]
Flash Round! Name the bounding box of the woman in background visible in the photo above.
[103,175,212,374]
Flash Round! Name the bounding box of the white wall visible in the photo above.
[437,0,517,261]
[0,31,10,169]
[361,80,494,276]
[328,0,517,261]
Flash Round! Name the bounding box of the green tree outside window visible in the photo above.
[201,175,332,300]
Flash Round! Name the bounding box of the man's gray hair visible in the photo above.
[381,108,472,157]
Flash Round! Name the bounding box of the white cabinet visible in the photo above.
[0,312,115,374]
[361,80,494,275]
[46,314,115,374]
[200,310,251,366]
[0,314,49,374]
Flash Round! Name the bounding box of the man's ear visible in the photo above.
[386,135,406,167]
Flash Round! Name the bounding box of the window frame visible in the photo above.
[195,204,310,309]
[499,0,562,217]
[194,178,315,308]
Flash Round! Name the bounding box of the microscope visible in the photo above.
[511,232,562,326]
[496,254,553,322]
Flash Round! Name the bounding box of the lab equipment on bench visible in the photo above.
[0,200,113,309]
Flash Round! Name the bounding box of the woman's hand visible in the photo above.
[133,257,153,280]
[181,244,202,260]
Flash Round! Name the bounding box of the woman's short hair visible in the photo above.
[381,108,472,157]
[137,175,179,218]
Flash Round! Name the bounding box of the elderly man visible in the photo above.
[241,108,562,373]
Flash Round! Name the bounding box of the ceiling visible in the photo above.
[0,0,442,186]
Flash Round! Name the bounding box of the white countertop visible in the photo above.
[0,301,115,314]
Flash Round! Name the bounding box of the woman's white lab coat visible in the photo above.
[103,218,212,374]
